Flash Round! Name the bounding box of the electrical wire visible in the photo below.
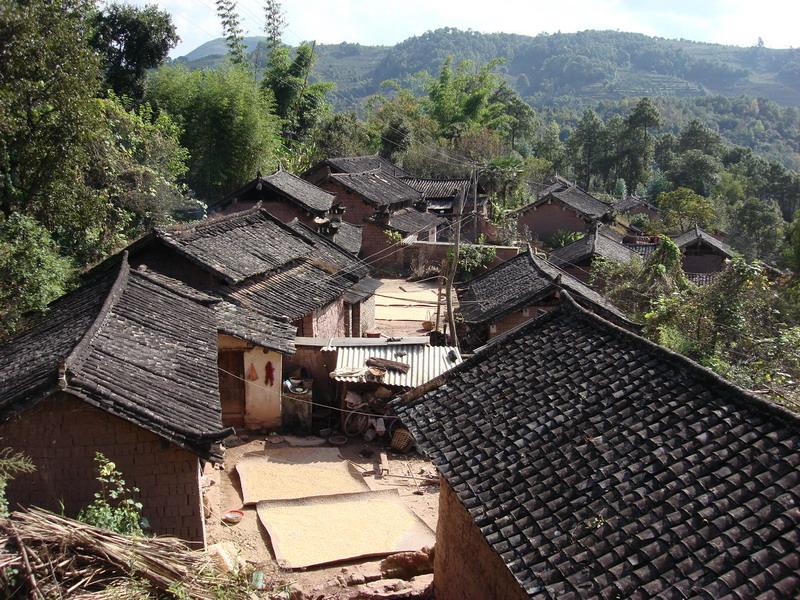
[217,365,396,418]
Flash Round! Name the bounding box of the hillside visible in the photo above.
[178,28,800,108]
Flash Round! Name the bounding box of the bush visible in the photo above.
[78,453,146,536]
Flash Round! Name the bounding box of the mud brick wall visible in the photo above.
[682,252,726,273]
[434,478,527,600]
[517,201,589,243]
[312,298,347,338]
[358,295,376,335]
[0,394,206,545]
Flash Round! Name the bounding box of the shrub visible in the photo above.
[78,453,146,536]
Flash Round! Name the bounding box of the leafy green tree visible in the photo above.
[0,213,72,336]
[91,3,179,100]
[658,187,715,232]
[379,117,412,160]
[567,109,605,189]
[678,119,722,155]
[147,65,281,200]
[215,0,246,65]
[667,149,722,195]
[729,197,784,261]
[489,83,538,151]
[311,112,373,162]
[627,97,662,153]
[617,98,661,191]
[261,44,333,138]
[784,212,800,272]
[534,122,565,171]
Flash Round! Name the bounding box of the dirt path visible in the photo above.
[374,278,452,338]
[203,436,438,598]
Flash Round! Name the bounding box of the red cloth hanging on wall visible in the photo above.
[264,361,275,387]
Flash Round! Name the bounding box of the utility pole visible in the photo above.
[445,170,468,349]
[472,168,479,241]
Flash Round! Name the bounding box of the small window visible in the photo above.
[489,324,497,334]
[522,307,530,317]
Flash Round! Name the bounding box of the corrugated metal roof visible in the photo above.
[332,343,462,389]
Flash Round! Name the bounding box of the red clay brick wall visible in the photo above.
[358,295,376,335]
[0,394,206,545]
[435,478,527,600]
[517,201,589,243]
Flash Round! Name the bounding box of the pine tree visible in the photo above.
[264,0,285,48]
[215,0,246,64]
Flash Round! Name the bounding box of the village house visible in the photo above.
[395,292,800,599]
[208,168,335,222]
[613,193,661,222]
[0,258,229,544]
[673,224,736,279]
[456,249,634,350]
[399,177,490,241]
[314,170,446,266]
[303,154,410,185]
[548,225,638,281]
[90,207,377,428]
[513,177,614,243]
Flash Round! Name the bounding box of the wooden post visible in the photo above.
[445,172,467,348]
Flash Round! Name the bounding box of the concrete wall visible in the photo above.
[0,394,206,544]
[243,347,283,429]
[517,200,589,243]
[434,478,527,600]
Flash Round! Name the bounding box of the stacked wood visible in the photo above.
[0,507,242,599]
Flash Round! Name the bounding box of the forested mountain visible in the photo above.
[180,28,800,108]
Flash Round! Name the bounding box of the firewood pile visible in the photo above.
[0,507,241,599]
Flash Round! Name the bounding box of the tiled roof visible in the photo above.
[222,261,356,322]
[214,301,296,354]
[549,230,638,269]
[457,251,631,326]
[625,242,658,258]
[284,219,368,279]
[518,182,613,220]
[399,177,469,200]
[156,207,313,284]
[329,171,421,207]
[0,259,226,459]
[342,276,382,304]
[395,294,800,599]
[329,221,363,255]
[614,194,660,214]
[211,169,335,214]
[135,267,296,354]
[673,225,736,258]
[686,271,720,286]
[325,155,409,178]
[386,208,447,235]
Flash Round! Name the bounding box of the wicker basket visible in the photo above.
[391,428,415,453]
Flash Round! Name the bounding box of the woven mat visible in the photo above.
[235,447,367,505]
[256,489,435,568]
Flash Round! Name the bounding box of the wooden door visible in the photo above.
[218,350,245,428]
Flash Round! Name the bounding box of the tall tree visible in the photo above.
[567,109,605,189]
[729,197,785,261]
[264,0,285,48]
[215,0,246,65]
[679,119,722,156]
[147,65,280,200]
[90,3,179,100]
[657,187,715,232]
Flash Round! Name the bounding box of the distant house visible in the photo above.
[399,177,489,241]
[316,170,445,264]
[673,224,736,276]
[549,226,638,281]
[395,292,800,600]
[208,168,336,224]
[91,208,376,428]
[303,154,410,185]
[0,258,228,544]
[456,249,633,350]
[513,178,613,243]
[614,194,661,222]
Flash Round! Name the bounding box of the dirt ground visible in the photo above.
[374,279,453,338]
[203,435,438,598]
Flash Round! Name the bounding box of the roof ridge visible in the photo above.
[64,253,131,373]
[159,202,265,237]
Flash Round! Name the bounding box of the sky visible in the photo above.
[122,0,800,57]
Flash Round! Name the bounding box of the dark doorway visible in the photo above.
[218,350,245,428]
